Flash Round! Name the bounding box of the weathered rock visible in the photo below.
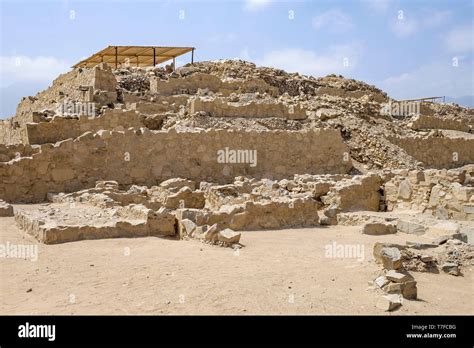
[322,174,381,212]
[460,226,474,244]
[386,270,411,283]
[178,219,197,238]
[0,200,14,217]
[428,221,459,235]
[397,220,426,235]
[193,225,208,238]
[420,255,434,262]
[320,207,339,225]
[397,179,412,200]
[376,294,402,311]
[434,233,467,245]
[316,108,340,121]
[217,228,241,244]
[149,208,176,236]
[362,222,396,235]
[383,282,402,294]
[373,242,405,264]
[446,239,462,245]
[227,198,320,231]
[164,187,205,209]
[201,223,219,242]
[401,280,418,300]
[380,247,402,270]
[405,241,438,250]
[14,203,176,244]
[441,262,459,276]
[160,178,197,191]
[374,275,389,288]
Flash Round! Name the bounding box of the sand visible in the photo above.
[0,215,473,315]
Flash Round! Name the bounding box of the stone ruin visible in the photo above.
[0,59,473,311]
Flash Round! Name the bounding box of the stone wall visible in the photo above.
[389,135,474,168]
[0,119,29,144]
[410,114,470,132]
[190,97,308,120]
[15,68,96,120]
[315,86,387,103]
[150,73,278,96]
[1,64,119,145]
[0,128,351,203]
[321,174,381,212]
[0,143,39,162]
[128,97,187,114]
[384,166,474,220]
[25,109,144,145]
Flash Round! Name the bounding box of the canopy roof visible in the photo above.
[73,45,195,68]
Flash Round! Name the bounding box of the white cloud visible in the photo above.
[390,9,453,38]
[243,0,273,12]
[380,58,473,99]
[444,23,473,53]
[0,56,70,87]
[254,44,363,77]
[390,15,418,37]
[421,9,452,27]
[312,9,353,32]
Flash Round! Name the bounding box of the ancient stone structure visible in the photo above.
[0,59,472,258]
[0,128,350,203]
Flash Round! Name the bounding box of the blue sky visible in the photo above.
[0,0,473,117]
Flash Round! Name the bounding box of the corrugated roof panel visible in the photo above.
[73,46,195,68]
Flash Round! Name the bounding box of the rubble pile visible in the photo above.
[368,230,473,312]
[188,60,389,99]
[116,67,154,93]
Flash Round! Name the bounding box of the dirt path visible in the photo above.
[1,216,473,315]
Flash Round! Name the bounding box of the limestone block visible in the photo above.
[376,294,402,311]
[217,228,241,244]
[380,247,402,270]
[362,222,396,235]
[397,220,426,235]
[397,179,412,200]
[0,200,14,217]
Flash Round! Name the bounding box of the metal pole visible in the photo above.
[153,47,156,66]
[191,48,194,65]
[115,46,118,68]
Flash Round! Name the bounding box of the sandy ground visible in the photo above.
[0,215,473,315]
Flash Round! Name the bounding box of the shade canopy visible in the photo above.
[73,45,195,68]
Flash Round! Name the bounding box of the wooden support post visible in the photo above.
[115,46,118,68]
[191,48,194,65]
[153,47,156,66]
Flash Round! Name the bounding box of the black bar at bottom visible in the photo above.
[0,315,472,346]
